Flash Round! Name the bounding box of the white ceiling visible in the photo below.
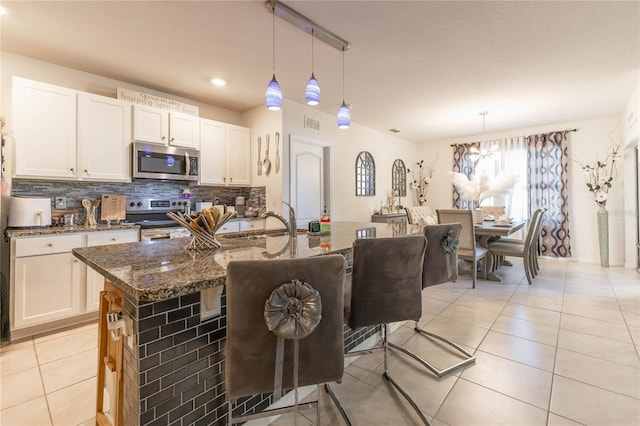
[1,1,638,143]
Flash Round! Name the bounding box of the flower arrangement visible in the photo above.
[449,171,517,207]
[407,160,435,205]
[578,142,621,208]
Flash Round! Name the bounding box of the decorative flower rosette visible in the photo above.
[441,229,460,278]
[264,279,322,403]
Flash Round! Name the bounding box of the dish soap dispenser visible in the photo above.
[320,205,331,232]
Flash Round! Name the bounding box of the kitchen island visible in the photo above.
[72,221,420,426]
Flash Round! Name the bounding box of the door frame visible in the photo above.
[287,134,331,226]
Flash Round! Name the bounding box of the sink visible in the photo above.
[223,229,307,240]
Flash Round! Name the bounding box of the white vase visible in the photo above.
[472,208,484,223]
[597,205,609,267]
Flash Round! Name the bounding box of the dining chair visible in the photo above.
[328,235,429,425]
[405,205,437,226]
[436,209,487,288]
[481,205,506,219]
[388,223,476,377]
[224,255,350,425]
[495,208,544,276]
[487,209,543,285]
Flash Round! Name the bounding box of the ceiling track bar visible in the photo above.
[265,0,351,52]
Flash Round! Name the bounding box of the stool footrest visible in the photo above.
[387,326,476,378]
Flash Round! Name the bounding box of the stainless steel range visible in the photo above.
[126,198,191,241]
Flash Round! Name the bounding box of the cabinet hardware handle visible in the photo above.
[47,243,53,247]
[230,178,233,182]
[223,177,226,182]
[70,168,75,172]
[84,169,88,173]
[112,238,116,241]
[171,137,175,142]
[162,136,166,141]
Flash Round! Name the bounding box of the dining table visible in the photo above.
[475,220,526,281]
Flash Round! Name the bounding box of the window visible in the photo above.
[392,159,406,197]
[355,151,375,196]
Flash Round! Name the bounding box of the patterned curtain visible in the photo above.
[526,131,571,257]
[451,143,479,209]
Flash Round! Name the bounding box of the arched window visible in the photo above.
[355,151,375,196]
[392,159,407,197]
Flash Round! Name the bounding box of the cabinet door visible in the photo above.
[226,125,251,186]
[13,77,77,179]
[86,230,139,311]
[78,93,132,182]
[13,253,84,328]
[199,118,227,185]
[169,112,200,148]
[132,104,168,145]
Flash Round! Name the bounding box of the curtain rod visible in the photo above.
[449,128,579,147]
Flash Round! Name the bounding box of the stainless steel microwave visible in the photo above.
[132,142,199,182]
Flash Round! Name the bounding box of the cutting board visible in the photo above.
[100,194,126,221]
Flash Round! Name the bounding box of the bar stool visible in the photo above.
[328,235,429,425]
[387,223,476,377]
[225,255,349,424]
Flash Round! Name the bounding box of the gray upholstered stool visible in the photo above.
[225,255,349,425]
[388,223,476,377]
[328,235,429,425]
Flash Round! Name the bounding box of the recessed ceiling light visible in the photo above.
[211,78,226,87]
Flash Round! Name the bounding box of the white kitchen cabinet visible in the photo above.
[13,77,78,179]
[77,93,132,182]
[200,119,251,186]
[12,234,85,328]
[133,105,200,148]
[86,230,139,311]
[226,125,251,186]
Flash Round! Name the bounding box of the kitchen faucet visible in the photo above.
[261,201,297,238]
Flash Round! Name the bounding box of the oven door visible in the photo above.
[133,142,199,182]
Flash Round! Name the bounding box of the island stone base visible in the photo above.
[121,285,377,426]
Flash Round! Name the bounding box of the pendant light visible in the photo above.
[337,47,350,129]
[265,4,282,110]
[469,111,497,161]
[305,29,320,106]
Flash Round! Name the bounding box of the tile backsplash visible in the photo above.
[11,179,265,219]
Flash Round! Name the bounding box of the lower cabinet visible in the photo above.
[13,252,85,328]
[216,219,266,234]
[86,230,139,312]
[10,229,139,334]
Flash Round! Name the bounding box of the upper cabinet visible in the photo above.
[13,78,132,182]
[13,77,78,179]
[132,105,200,149]
[200,119,250,186]
[77,93,131,182]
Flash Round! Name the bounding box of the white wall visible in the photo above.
[279,99,418,222]
[418,116,626,266]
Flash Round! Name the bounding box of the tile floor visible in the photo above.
[1,258,638,425]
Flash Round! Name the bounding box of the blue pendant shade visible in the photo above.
[305,73,320,106]
[337,101,350,129]
[266,74,283,111]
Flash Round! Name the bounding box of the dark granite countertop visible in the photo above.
[72,221,421,302]
[5,223,140,238]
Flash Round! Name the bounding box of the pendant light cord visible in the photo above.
[311,29,315,73]
[342,46,345,101]
[272,5,276,75]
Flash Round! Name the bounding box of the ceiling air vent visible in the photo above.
[304,116,320,131]
[390,128,400,133]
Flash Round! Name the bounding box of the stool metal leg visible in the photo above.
[387,321,475,378]
[382,324,430,425]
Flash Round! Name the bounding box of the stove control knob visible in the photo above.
[137,202,143,207]
[172,202,177,206]
[129,202,135,207]
[182,201,188,206]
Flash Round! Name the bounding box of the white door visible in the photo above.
[290,138,327,227]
